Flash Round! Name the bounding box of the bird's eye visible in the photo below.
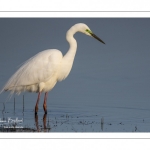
[86,29,92,34]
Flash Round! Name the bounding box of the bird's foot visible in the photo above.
[44,110,47,114]
[43,104,47,114]
[35,106,38,115]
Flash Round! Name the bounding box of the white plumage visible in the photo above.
[3,50,63,94]
[1,23,105,114]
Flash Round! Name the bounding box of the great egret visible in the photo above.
[1,23,105,114]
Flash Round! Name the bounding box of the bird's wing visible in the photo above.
[1,49,63,92]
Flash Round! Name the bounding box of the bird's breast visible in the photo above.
[39,76,57,92]
[57,60,73,81]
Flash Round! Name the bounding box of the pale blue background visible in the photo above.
[0,18,150,131]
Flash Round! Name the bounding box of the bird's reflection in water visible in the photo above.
[34,113,51,132]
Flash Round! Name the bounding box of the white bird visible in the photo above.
[1,23,105,114]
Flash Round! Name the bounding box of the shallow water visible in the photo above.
[0,97,150,132]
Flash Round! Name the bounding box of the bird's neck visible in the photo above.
[58,28,77,81]
[64,28,77,60]
[62,27,78,68]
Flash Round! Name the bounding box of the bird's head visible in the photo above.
[75,23,105,44]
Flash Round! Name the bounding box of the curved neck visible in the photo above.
[66,27,77,55]
[57,27,78,81]
[64,27,77,63]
